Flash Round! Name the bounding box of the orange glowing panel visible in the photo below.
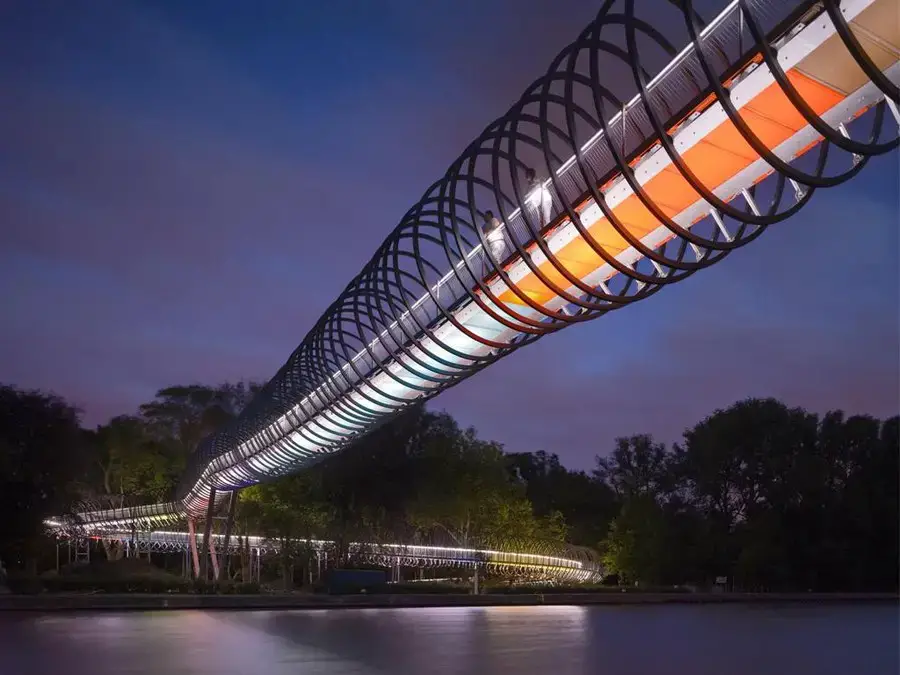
[495,69,846,307]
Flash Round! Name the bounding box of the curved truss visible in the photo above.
[48,525,604,584]
[68,0,897,522]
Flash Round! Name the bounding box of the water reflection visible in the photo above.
[1,603,896,675]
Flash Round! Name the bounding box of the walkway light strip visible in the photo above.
[45,522,598,579]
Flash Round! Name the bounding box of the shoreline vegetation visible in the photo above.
[5,562,894,611]
[1,590,896,613]
[3,384,897,597]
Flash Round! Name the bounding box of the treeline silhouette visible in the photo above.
[0,382,896,591]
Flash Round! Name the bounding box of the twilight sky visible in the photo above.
[2,0,897,470]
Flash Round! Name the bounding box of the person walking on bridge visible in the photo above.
[481,209,505,277]
[525,167,553,228]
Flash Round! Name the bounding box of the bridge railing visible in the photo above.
[48,522,604,583]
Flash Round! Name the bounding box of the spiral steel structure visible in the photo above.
[68,0,897,526]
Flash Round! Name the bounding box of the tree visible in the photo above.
[594,435,670,500]
[313,405,436,550]
[0,385,87,570]
[408,422,557,549]
[134,381,263,496]
[239,474,330,588]
[665,399,899,591]
[4,374,895,594]
[139,382,262,454]
[79,416,180,560]
[508,450,616,546]
[826,414,899,590]
[602,494,666,586]
[89,416,174,502]
[676,399,818,528]
[478,494,568,545]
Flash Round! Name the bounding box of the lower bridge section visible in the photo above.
[47,522,604,585]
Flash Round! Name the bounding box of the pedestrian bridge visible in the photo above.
[46,521,603,584]
[60,0,899,579]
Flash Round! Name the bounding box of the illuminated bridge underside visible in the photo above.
[72,0,898,524]
[50,525,602,584]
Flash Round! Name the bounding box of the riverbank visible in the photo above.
[0,591,896,612]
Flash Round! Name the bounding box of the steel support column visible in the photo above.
[187,518,201,578]
[200,486,217,581]
[221,490,238,581]
[209,537,220,582]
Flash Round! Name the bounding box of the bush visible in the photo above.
[36,558,186,593]
[234,581,261,594]
[18,558,265,594]
[41,575,188,594]
[212,580,260,595]
[36,575,266,594]
[485,582,692,595]
[6,571,43,595]
[378,582,468,595]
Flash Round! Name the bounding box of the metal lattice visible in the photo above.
[52,526,605,584]
[53,0,896,523]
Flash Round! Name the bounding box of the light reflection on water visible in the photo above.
[1,603,897,675]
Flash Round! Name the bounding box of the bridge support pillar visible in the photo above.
[73,537,90,566]
[220,490,238,582]
[209,537,220,582]
[250,547,260,582]
[128,524,137,559]
[391,558,401,583]
[201,486,217,581]
[187,518,201,579]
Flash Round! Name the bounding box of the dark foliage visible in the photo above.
[598,400,898,592]
[1,380,896,593]
[0,385,88,569]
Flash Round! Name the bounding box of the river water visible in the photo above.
[1,603,896,674]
